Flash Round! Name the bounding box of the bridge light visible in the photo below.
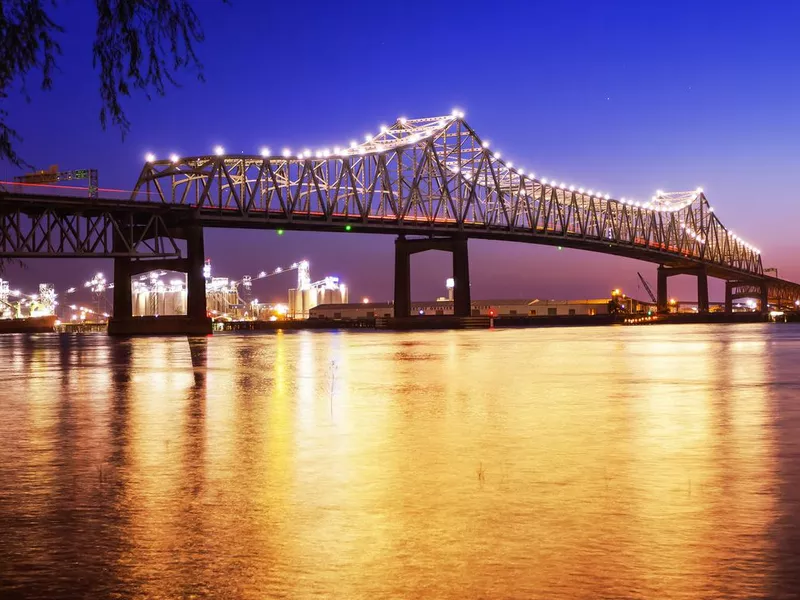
[380,125,388,133]
[399,117,407,124]
[542,178,548,184]
[507,161,513,168]
[303,149,311,158]
[587,189,593,195]
[696,187,703,193]
[144,152,156,163]
[569,185,574,191]
[214,145,224,156]
[315,151,321,158]
[604,194,610,200]
[169,153,179,163]
[350,140,358,148]
[345,225,352,231]
[260,147,270,157]
[708,206,715,212]
[482,140,490,148]
[333,146,341,155]
[561,182,567,189]
[282,148,291,157]
[364,134,373,142]
[620,197,626,203]
[493,152,501,159]
[656,189,663,196]
[579,187,585,194]
[519,168,525,175]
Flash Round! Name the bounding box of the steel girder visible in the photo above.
[132,114,763,278]
[0,199,182,258]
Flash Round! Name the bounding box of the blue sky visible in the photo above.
[3,0,800,304]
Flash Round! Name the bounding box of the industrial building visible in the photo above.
[309,298,627,319]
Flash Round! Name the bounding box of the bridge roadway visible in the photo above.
[2,113,799,333]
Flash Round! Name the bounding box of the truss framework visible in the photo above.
[0,204,182,258]
[133,115,762,276]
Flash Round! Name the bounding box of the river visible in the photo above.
[1,324,799,599]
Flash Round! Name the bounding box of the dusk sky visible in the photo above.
[3,1,800,305]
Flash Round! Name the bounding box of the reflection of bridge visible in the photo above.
[1,112,799,333]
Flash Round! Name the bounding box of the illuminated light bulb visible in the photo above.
[364,134,373,142]
[696,187,703,193]
[399,117,407,124]
[635,201,641,207]
[458,110,465,118]
[451,108,459,116]
[579,187,585,194]
[145,152,156,162]
[214,145,224,156]
[569,185,574,191]
[656,189,663,196]
[604,194,610,200]
[333,146,341,154]
[315,151,322,158]
[482,141,490,148]
[587,189,594,195]
[493,152,501,159]
[519,169,525,175]
[380,125,388,133]
[260,147,270,157]
[708,206,714,212]
[507,161,513,168]
[620,197,626,203]
[323,149,331,158]
[169,153,179,163]
[350,140,358,148]
[282,148,291,157]
[303,149,311,158]
[542,178,548,185]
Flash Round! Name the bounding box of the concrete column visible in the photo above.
[394,236,411,318]
[760,283,769,314]
[112,257,132,319]
[112,228,132,319]
[725,281,734,313]
[452,237,471,317]
[657,266,668,313]
[697,270,709,313]
[185,225,207,322]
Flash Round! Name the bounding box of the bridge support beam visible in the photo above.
[725,281,735,313]
[109,224,212,336]
[394,235,471,318]
[657,265,710,313]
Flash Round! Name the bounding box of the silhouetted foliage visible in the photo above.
[0,0,210,167]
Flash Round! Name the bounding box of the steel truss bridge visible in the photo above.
[1,112,799,331]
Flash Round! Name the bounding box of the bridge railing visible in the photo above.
[0,180,160,203]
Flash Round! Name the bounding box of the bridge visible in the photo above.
[2,112,799,333]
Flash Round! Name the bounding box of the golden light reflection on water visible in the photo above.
[0,324,797,599]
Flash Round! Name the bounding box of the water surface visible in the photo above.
[1,324,800,599]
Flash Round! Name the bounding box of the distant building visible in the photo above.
[309,298,646,319]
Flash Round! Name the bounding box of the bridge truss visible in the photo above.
[132,114,762,279]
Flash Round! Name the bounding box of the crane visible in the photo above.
[637,272,657,304]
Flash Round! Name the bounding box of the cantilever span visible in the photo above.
[133,113,762,280]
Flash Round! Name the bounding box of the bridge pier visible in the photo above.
[394,235,471,318]
[657,265,709,313]
[724,280,770,313]
[725,281,735,313]
[108,224,212,336]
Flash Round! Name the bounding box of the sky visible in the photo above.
[3,0,800,306]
